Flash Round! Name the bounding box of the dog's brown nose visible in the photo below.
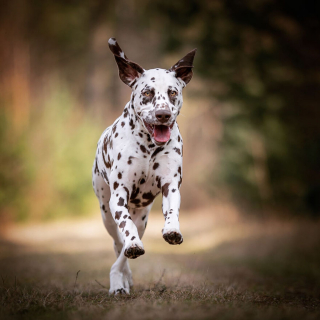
[155,109,171,123]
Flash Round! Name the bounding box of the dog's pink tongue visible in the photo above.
[153,125,171,143]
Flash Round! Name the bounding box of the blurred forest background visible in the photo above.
[1,0,320,222]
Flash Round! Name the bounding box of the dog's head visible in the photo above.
[108,37,196,145]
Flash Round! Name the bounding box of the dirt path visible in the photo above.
[1,208,320,319]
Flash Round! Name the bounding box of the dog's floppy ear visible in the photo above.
[108,38,144,87]
[169,49,197,85]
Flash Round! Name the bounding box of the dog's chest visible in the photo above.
[96,111,183,210]
[125,157,164,208]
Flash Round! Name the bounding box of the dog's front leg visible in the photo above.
[161,181,183,245]
[109,187,145,259]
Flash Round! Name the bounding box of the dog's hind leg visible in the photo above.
[130,204,153,239]
[101,205,133,294]
[92,168,133,294]
[107,204,153,294]
[109,245,133,294]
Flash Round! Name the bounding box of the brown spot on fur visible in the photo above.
[119,221,126,229]
[130,184,140,200]
[140,145,147,153]
[115,211,122,220]
[162,183,170,197]
[94,158,99,174]
[118,197,125,206]
[128,156,133,165]
[151,147,164,158]
[102,150,111,169]
[153,163,159,170]
[178,176,182,188]
[125,230,130,237]
[129,118,135,130]
[123,187,129,202]
[118,172,122,179]
[114,181,119,190]
[141,192,155,206]
[101,170,109,184]
[156,176,161,189]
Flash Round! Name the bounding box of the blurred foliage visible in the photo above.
[0,82,102,221]
[148,0,320,214]
[26,84,102,220]
[0,0,320,221]
[0,109,30,220]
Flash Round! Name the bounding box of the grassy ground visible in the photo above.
[0,207,320,320]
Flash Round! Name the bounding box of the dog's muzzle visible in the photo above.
[155,109,171,123]
[143,120,174,144]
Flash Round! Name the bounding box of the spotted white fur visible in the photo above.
[92,38,196,295]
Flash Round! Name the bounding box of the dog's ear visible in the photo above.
[169,49,197,85]
[108,38,144,87]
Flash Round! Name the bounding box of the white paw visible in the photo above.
[162,228,183,245]
[109,271,131,295]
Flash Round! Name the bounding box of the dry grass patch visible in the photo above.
[1,212,320,319]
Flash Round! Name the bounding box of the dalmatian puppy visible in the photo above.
[92,38,196,294]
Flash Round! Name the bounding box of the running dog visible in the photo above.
[92,38,196,294]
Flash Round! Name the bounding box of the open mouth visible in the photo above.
[144,121,174,143]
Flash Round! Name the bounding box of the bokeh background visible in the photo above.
[1,1,320,319]
[1,0,320,222]
[1,0,320,223]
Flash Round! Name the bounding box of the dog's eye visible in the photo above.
[143,91,151,96]
[170,91,177,97]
